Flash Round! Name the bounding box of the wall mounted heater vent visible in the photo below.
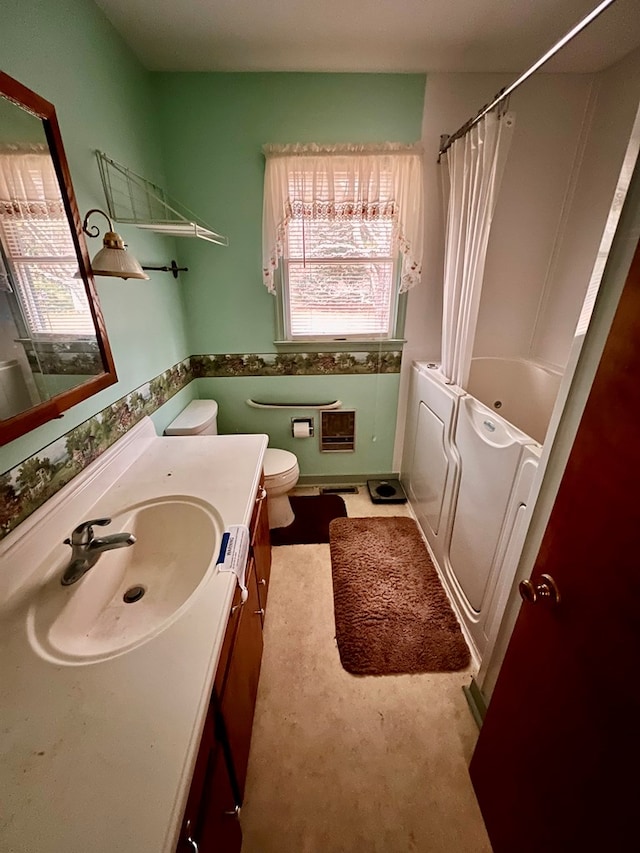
[321,410,355,452]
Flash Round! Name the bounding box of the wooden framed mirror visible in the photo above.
[0,71,117,446]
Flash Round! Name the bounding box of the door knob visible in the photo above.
[519,573,561,607]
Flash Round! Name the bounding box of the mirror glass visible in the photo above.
[0,74,116,444]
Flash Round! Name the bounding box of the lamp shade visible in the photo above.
[82,210,149,281]
[89,230,149,280]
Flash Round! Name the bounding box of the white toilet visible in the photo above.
[261,447,299,529]
[165,399,300,530]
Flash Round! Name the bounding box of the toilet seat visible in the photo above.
[264,448,298,479]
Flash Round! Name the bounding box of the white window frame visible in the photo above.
[0,149,95,339]
[1,242,86,338]
[262,143,423,345]
[281,239,402,343]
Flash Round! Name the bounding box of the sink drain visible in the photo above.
[123,585,146,604]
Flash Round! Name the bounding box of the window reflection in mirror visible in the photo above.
[0,71,116,445]
[0,96,100,420]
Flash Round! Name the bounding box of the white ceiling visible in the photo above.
[95,0,640,74]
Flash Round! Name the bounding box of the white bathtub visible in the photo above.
[401,359,558,660]
[467,357,563,445]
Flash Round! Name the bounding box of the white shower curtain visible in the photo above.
[440,111,515,388]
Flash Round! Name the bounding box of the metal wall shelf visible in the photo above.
[96,151,228,246]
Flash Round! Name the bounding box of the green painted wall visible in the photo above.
[153,73,425,475]
[197,374,400,478]
[0,0,194,474]
[153,73,425,353]
[1,32,425,481]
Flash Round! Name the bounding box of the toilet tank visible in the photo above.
[164,400,218,435]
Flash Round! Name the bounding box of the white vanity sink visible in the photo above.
[28,496,223,664]
[0,418,268,853]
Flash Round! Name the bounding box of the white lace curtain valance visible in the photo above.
[262,142,424,294]
[0,145,66,220]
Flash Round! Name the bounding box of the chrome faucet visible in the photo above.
[61,518,136,586]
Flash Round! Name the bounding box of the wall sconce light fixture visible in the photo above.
[82,208,149,280]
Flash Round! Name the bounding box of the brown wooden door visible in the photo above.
[469,237,640,852]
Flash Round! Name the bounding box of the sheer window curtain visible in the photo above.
[262,142,424,295]
[440,111,515,387]
[0,144,66,219]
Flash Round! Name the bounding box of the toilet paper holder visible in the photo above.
[291,417,314,438]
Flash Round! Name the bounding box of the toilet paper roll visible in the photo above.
[293,421,311,438]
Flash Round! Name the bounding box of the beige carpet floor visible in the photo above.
[240,491,492,853]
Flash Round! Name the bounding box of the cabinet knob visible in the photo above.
[231,598,246,615]
[258,578,266,586]
[256,486,267,502]
[254,608,265,617]
[224,805,241,819]
[184,820,199,852]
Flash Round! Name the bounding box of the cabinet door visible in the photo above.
[251,480,271,617]
[213,585,243,698]
[219,556,264,801]
[199,741,242,853]
[176,706,215,852]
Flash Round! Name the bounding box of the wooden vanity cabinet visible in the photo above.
[177,706,241,853]
[178,704,215,852]
[198,732,243,853]
[218,555,263,800]
[176,478,271,853]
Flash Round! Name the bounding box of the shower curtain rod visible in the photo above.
[438,0,619,159]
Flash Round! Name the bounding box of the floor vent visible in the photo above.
[320,486,359,495]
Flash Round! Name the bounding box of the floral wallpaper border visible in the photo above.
[0,349,402,539]
[0,358,192,540]
[24,339,103,376]
[191,350,402,377]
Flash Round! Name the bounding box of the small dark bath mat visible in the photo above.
[329,516,470,675]
[270,494,347,546]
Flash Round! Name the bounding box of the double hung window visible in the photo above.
[284,211,396,340]
[262,144,424,342]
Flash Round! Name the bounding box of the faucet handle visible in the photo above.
[64,517,112,547]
